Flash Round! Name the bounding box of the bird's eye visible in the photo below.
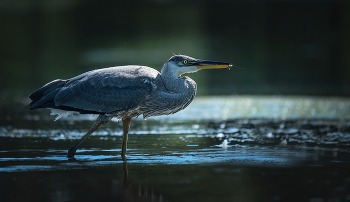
[183,60,188,65]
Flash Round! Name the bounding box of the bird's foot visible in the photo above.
[121,154,127,162]
[67,157,77,162]
[67,149,76,159]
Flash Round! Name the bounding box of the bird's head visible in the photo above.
[161,55,232,77]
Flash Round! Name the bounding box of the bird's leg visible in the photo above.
[121,117,132,161]
[67,114,110,159]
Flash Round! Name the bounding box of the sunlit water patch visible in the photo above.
[0,146,330,172]
[3,95,350,122]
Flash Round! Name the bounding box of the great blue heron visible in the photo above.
[29,55,232,160]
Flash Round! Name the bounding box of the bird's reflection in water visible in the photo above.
[120,161,165,202]
[64,159,166,201]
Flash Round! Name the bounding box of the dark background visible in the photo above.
[1,0,350,96]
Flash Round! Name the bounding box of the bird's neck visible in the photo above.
[140,64,197,118]
[160,64,197,94]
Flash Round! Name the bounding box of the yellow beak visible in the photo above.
[195,60,232,69]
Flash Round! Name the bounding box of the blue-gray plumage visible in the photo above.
[29,55,232,160]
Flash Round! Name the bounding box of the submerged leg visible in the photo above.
[121,117,132,161]
[67,114,110,158]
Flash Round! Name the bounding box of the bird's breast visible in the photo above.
[140,77,196,118]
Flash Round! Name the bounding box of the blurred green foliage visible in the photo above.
[1,0,349,96]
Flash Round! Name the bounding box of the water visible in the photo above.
[1,94,350,201]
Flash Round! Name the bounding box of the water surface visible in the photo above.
[1,95,350,201]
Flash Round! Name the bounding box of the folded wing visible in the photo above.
[30,66,158,115]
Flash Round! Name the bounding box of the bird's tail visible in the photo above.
[29,79,66,110]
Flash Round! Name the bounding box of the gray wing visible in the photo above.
[54,65,160,114]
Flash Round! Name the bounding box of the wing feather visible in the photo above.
[54,66,159,114]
